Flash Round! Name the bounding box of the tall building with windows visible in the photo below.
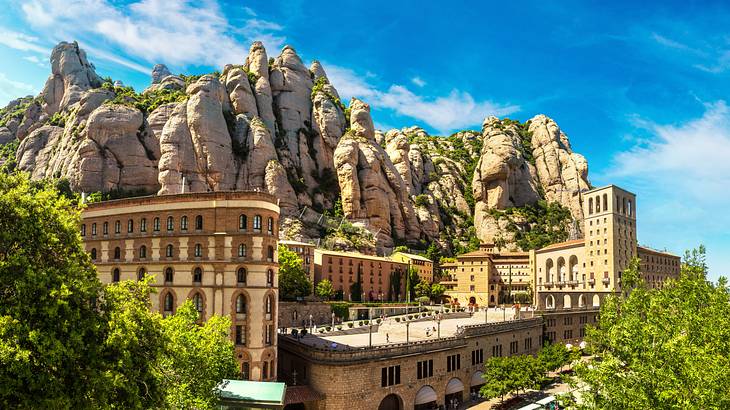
[279,239,316,281]
[80,191,280,381]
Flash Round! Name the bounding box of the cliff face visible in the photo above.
[1,40,591,254]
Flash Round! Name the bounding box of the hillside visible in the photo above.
[0,41,591,256]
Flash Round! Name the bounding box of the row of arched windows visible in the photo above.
[89,243,273,262]
[82,215,204,237]
[109,266,271,287]
[160,291,273,322]
[587,193,633,217]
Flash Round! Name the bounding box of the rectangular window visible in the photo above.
[447,354,461,372]
[92,223,97,235]
[235,325,245,345]
[471,349,484,365]
[81,224,86,236]
[381,366,400,387]
[127,220,133,233]
[510,341,519,354]
[265,325,273,345]
[416,359,433,379]
[114,221,120,234]
[140,218,147,232]
[524,337,532,350]
[103,222,108,235]
[492,345,503,357]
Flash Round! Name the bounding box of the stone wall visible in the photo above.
[279,301,333,329]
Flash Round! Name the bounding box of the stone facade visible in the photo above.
[279,301,333,329]
[278,318,543,410]
[391,252,434,284]
[80,191,279,381]
[637,246,681,289]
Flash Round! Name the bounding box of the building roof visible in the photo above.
[637,245,680,258]
[314,249,406,264]
[536,238,585,252]
[392,251,433,263]
[216,379,286,406]
[284,385,324,405]
[279,239,315,247]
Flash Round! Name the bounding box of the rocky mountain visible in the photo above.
[0,40,591,256]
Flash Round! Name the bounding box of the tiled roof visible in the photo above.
[537,239,585,251]
[284,385,325,405]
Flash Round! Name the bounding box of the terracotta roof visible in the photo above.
[537,238,585,251]
[392,251,433,263]
[278,239,315,247]
[284,385,324,405]
[637,245,680,258]
[314,249,405,264]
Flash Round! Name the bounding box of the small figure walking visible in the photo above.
[386,333,390,343]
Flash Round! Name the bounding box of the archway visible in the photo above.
[545,294,555,310]
[470,371,484,398]
[569,255,579,282]
[557,257,566,283]
[578,294,586,308]
[469,296,476,305]
[592,294,600,307]
[377,393,403,410]
[563,294,572,309]
[445,377,464,408]
[546,259,554,283]
[414,385,437,410]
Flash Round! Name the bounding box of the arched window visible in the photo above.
[195,215,203,230]
[103,221,109,235]
[114,247,121,260]
[267,246,274,262]
[238,244,247,258]
[90,248,97,260]
[127,219,134,233]
[237,268,247,284]
[163,292,174,313]
[165,267,174,283]
[267,269,274,286]
[166,244,173,258]
[267,217,274,234]
[91,223,97,235]
[194,243,202,257]
[138,268,146,281]
[114,220,121,234]
[603,194,608,212]
[153,217,160,232]
[112,268,120,283]
[193,267,202,283]
[546,294,555,309]
[81,224,86,236]
[253,215,262,231]
[595,196,601,213]
[180,215,188,231]
[622,197,627,215]
[239,214,247,230]
[588,198,593,214]
[265,295,273,317]
[166,216,174,231]
[236,294,246,314]
[139,245,147,259]
[628,200,633,217]
[140,218,147,232]
[192,293,203,313]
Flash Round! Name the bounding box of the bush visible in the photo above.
[414,194,430,207]
[364,320,370,325]
[358,321,363,326]
[395,317,401,322]
[347,322,354,328]
[325,326,331,331]
[336,325,342,330]
[376,319,382,324]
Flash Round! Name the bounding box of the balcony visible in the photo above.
[588,278,595,286]
[602,277,610,285]
[544,281,554,289]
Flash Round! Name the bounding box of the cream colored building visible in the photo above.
[80,191,279,382]
[391,251,434,283]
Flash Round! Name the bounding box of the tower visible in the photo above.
[582,185,637,293]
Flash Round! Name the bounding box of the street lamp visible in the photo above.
[331,312,335,329]
[309,314,313,334]
[437,314,442,339]
[369,323,373,347]
[406,322,410,344]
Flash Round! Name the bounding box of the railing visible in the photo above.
[602,277,610,285]
[588,279,595,285]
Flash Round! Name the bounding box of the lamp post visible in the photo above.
[309,314,313,334]
[369,323,373,347]
[331,312,335,329]
[406,322,410,344]
[437,315,441,339]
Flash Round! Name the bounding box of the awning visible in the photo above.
[414,385,438,405]
[216,379,286,408]
[470,371,484,386]
[445,378,464,395]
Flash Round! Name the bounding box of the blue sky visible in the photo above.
[1,0,729,279]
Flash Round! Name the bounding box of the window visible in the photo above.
[166,216,174,231]
[238,244,247,258]
[114,247,121,260]
[193,267,202,283]
[492,344,503,357]
[138,268,146,281]
[90,248,97,260]
[262,362,269,380]
[237,268,246,284]
[239,214,247,230]
[164,293,174,313]
[524,337,533,350]
[81,224,86,236]
[267,217,274,234]
[180,215,188,231]
[164,267,174,283]
[253,215,262,231]
[510,341,519,354]
[381,365,401,387]
[194,243,202,257]
[139,245,147,259]
[112,268,120,283]
[241,362,250,380]
[417,359,433,379]
[92,223,97,236]
[166,244,173,258]
[265,325,273,346]
[153,217,160,232]
[114,220,120,234]
[195,215,203,230]
[236,294,246,314]
[192,293,203,313]
[127,219,133,233]
[103,222,109,235]
[471,349,484,365]
[564,329,573,339]
[140,218,147,232]
[267,269,274,287]
[267,246,274,262]
[265,295,273,320]
[447,354,461,372]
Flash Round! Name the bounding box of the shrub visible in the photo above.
[358,321,363,326]
[325,326,331,331]
[376,318,382,324]
[414,194,430,207]
[407,315,413,320]
[319,329,325,333]
[347,322,354,328]
[336,325,342,330]
[395,317,401,322]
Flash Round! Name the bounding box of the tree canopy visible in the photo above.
[577,247,730,409]
[277,245,312,300]
[315,279,334,300]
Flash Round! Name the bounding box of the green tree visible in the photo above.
[537,342,571,376]
[406,267,421,301]
[393,245,409,253]
[415,281,431,299]
[480,354,542,402]
[277,245,312,300]
[430,283,446,301]
[315,279,335,300]
[577,247,730,409]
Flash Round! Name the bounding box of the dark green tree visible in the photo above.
[277,245,312,300]
[315,279,335,300]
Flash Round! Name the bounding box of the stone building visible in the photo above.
[313,249,408,302]
[80,191,280,381]
[391,252,434,284]
[280,239,316,281]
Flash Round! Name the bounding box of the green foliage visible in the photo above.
[278,245,312,300]
[480,354,543,402]
[329,302,350,321]
[0,139,19,172]
[315,279,334,300]
[414,194,430,207]
[0,98,33,128]
[406,267,421,300]
[322,219,375,252]
[577,247,730,409]
[430,283,446,300]
[490,200,573,251]
[311,77,346,112]
[48,111,67,127]
[393,245,409,253]
[415,281,431,299]
[102,81,188,114]
[84,187,155,203]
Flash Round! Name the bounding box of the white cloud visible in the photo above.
[0,29,47,54]
[325,64,519,133]
[18,0,285,69]
[411,76,426,87]
[22,55,46,67]
[0,73,36,105]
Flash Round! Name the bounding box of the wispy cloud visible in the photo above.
[411,76,426,87]
[0,29,47,54]
[22,55,46,67]
[18,0,285,70]
[0,73,36,103]
[325,64,518,133]
[649,30,730,74]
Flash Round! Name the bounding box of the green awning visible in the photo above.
[216,379,286,409]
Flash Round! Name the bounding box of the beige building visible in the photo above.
[391,252,434,283]
[637,246,680,289]
[80,191,279,381]
[279,239,316,281]
[314,249,408,302]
